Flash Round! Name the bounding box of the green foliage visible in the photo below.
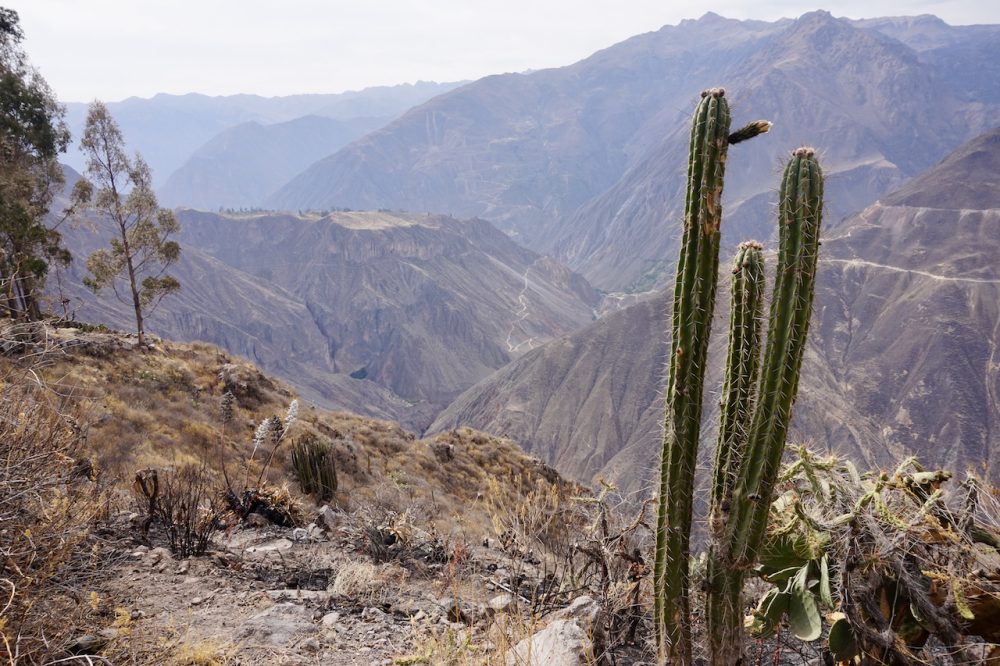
[653,88,771,665]
[0,9,77,319]
[747,557,829,642]
[291,434,338,502]
[827,615,858,662]
[79,101,180,344]
[745,448,1000,664]
[747,563,825,642]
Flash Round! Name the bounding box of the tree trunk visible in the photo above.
[120,230,144,347]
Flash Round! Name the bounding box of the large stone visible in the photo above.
[506,619,593,666]
[266,589,329,602]
[488,593,517,614]
[147,547,172,565]
[244,538,294,555]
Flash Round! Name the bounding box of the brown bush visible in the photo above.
[0,378,106,663]
[133,464,222,557]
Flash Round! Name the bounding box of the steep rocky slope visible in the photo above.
[158,115,386,209]
[813,127,1000,474]
[431,294,669,496]
[4,328,592,665]
[851,15,1000,103]
[432,127,1000,491]
[267,12,998,291]
[548,10,995,289]
[59,209,598,429]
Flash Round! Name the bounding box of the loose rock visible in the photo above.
[506,619,593,666]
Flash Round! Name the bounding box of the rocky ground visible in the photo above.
[3,324,653,665]
[84,503,651,665]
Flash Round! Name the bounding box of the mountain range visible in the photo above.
[61,80,462,189]
[157,115,387,210]
[53,11,1000,493]
[431,126,1000,492]
[265,12,999,292]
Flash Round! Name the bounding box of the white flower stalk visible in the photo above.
[284,399,299,432]
[250,419,270,461]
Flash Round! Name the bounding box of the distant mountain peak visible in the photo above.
[788,9,853,34]
[681,11,744,28]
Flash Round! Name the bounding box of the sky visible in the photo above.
[10,0,1000,103]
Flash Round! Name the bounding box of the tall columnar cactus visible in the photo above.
[654,88,731,664]
[707,241,766,662]
[653,88,771,665]
[707,147,824,664]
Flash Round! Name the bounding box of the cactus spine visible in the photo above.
[654,88,732,665]
[707,241,765,662]
[707,148,824,664]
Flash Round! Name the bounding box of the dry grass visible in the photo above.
[2,325,622,662]
[167,638,238,666]
[32,327,579,542]
[397,609,545,666]
[0,342,113,663]
[330,560,407,606]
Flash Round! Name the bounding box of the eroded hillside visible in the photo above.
[58,208,599,431]
[4,326,639,665]
[432,126,1000,492]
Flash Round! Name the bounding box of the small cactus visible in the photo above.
[291,435,338,502]
[724,146,824,565]
[711,240,765,521]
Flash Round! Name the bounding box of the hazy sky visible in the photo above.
[10,0,1000,103]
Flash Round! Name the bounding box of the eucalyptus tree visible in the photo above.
[79,101,180,346]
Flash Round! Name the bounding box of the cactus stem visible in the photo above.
[707,148,824,665]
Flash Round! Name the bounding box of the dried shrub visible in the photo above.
[221,399,302,526]
[0,377,106,663]
[133,464,222,557]
[329,560,404,606]
[223,484,304,528]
